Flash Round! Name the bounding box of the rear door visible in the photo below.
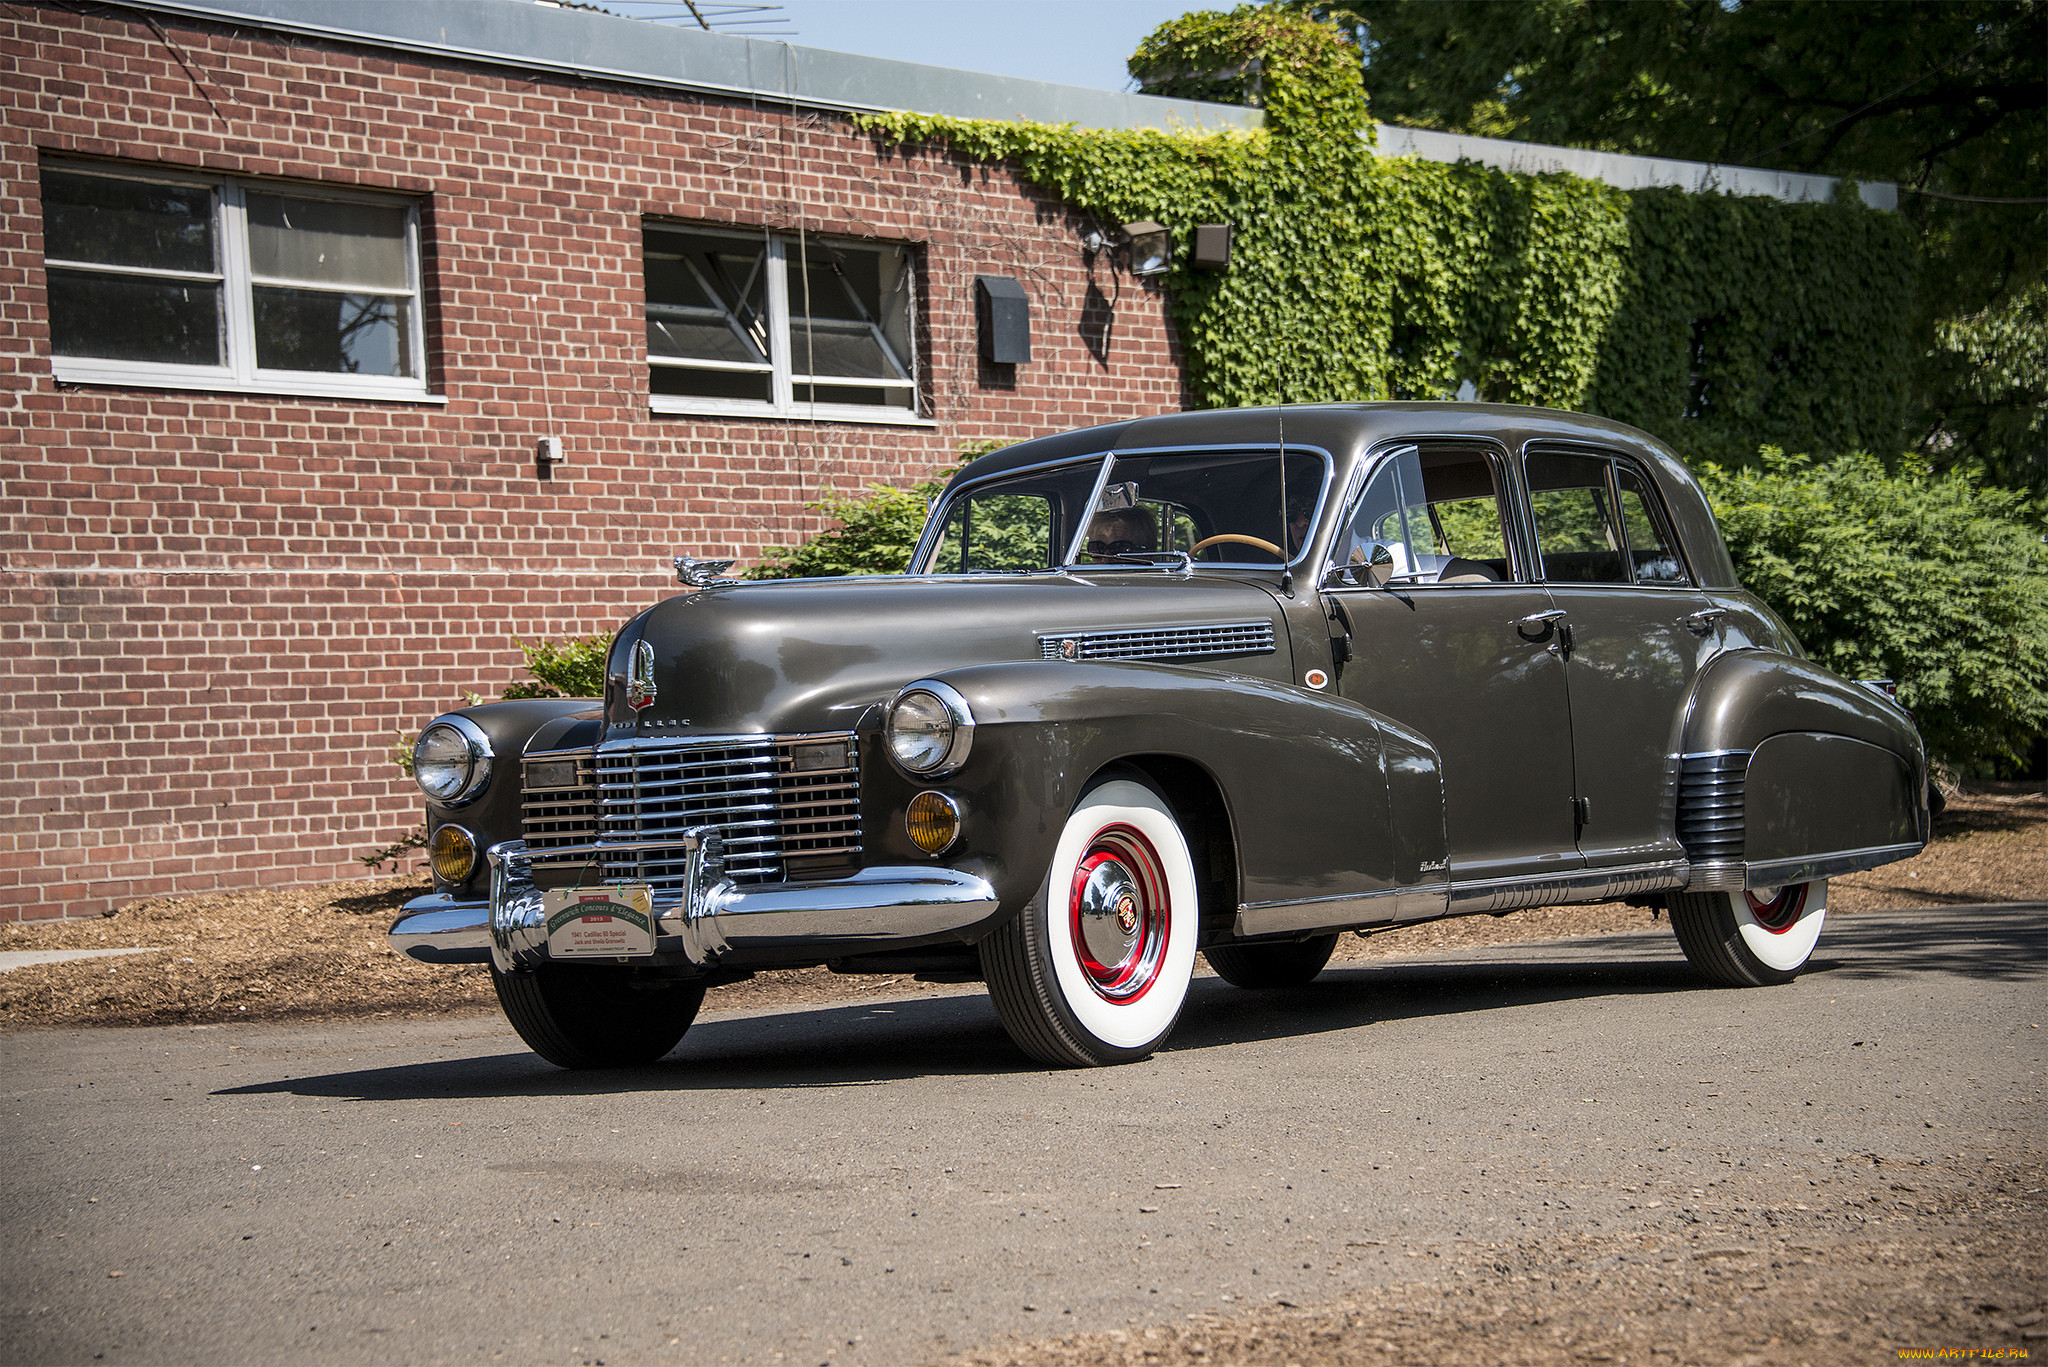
[1522,447,1718,872]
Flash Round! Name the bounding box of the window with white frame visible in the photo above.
[40,162,429,401]
[644,223,921,422]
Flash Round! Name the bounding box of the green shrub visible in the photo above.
[1701,451,2048,770]
[501,635,609,699]
[749,441,1005,579]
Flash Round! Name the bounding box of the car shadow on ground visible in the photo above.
[218,902,2043,1103]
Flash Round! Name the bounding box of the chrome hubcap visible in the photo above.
[1068,826,1169,1002]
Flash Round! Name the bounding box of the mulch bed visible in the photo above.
[1,783,2040,1032]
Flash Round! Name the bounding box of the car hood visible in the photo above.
[604,572,1292,735]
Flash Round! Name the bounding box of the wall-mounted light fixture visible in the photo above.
[535,435,565,480]
[1122,220,1172,276]
[1192,223,1232,269]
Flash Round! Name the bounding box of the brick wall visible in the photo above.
[0,4,1190,919]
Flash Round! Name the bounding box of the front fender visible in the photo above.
[419,698,602,897]
[870,661,1443,928]
[1680,650,1928,887]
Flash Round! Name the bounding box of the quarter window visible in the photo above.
[644,224,920,423]
[40,164,427,399]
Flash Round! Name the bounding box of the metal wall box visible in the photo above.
[1193,223,1232,268]
[975,275,1032,365]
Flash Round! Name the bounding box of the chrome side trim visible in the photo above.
[1233,882,1448,938]
[387,892,493,964]
[1446,860,1690,915]
[1745,842,1924,890]
[1687,859,1746,891]
[485,837,999,972]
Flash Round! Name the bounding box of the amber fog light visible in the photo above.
[905,791,962,855]
[430,824,478,883]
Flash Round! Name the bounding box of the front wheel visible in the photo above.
[492,964,707,1068]
[1668,881,1827,987]
[981,779,1200,1066]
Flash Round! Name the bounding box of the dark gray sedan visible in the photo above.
[391,404,1929,1068]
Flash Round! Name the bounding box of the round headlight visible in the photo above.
[412,717,493,804]
[429,824,478,883]
[886,681,973,776]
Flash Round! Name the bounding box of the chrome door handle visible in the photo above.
[1683,607,1727,635]
[1514,609,1567,631]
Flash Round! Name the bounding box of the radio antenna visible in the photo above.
[1276,348,1292,595]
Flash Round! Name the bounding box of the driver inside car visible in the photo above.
[1085,506,1159,560]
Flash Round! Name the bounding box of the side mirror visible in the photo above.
[1321,543,1397,590]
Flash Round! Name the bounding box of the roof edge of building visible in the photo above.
[110,0,1265,134]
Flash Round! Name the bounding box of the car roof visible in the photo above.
[947,402,1737,588]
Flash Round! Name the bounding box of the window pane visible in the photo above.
[792,382,914,409]
[1338,450,1511,583]
[644,229,770,365]
[791,243,911,381]
[1617,468,1689,584]
[47,268,222,365]
[252,287,411,375]
[652,366,772,403]
[1091,450,1326,565]
[1527,453,1627,583]
[246,194,409,290]
[924,461,1104,572]
[42,170,215,273]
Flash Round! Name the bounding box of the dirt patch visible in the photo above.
[2,783,2040,1032]
[957,1147,2047,1367]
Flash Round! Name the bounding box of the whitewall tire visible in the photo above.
[1669,881,1827,987]
[981,778,1200,1066]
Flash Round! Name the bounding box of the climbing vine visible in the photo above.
[855,6,1918,468]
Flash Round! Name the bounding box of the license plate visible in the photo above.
[543,884,656,959]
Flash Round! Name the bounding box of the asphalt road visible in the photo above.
[3,902,2041,1367]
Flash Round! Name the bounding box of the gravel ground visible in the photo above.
[0,783,2039,1033]
[960,1147,2047,1367]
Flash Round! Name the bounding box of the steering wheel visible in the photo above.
[1190,533,1285,557]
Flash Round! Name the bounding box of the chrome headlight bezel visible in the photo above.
[886,680,975,778]
[412,715,494,805]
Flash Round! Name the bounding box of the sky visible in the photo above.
[598,1,1204,93]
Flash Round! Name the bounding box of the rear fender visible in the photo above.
[1679,651,1928,888]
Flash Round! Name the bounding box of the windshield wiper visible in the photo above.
[1065,551,1194,573]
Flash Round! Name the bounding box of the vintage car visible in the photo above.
[388,403,1930,1069]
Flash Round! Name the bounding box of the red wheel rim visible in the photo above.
[1068,823,1170,1003]
[1744,883,1808,933]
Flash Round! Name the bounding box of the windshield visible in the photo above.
[918,448,1328,573]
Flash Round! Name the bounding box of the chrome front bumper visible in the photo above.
[387,832,1000,972]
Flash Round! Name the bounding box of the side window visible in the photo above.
[931,493,1054,573]
[1615,466,1689,585]
[923,460,1104,573]
[1526,452,1628,584]
[1335,448,1512,585]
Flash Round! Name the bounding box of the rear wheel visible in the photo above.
[981,779,1199,1067]
[1668,881,1827,987]
[492,964,706,1068]
[1205,934,1339,989]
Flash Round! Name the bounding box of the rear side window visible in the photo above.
[1525,451,1690,586]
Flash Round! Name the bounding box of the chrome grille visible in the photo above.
[1039,621,1276,662]
[1677,750,1749,862]
[519,733,861,888]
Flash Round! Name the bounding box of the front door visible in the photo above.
[1329,445,1581,890]
[1523,448,1718,871]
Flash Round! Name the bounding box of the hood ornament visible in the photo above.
[674,555,738,588]
[626,640,657,712]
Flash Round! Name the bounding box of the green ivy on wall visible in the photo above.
[855,6,1918,468]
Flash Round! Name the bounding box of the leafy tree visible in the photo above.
[1273,0,2048,497]
[1699,450,2048,770]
